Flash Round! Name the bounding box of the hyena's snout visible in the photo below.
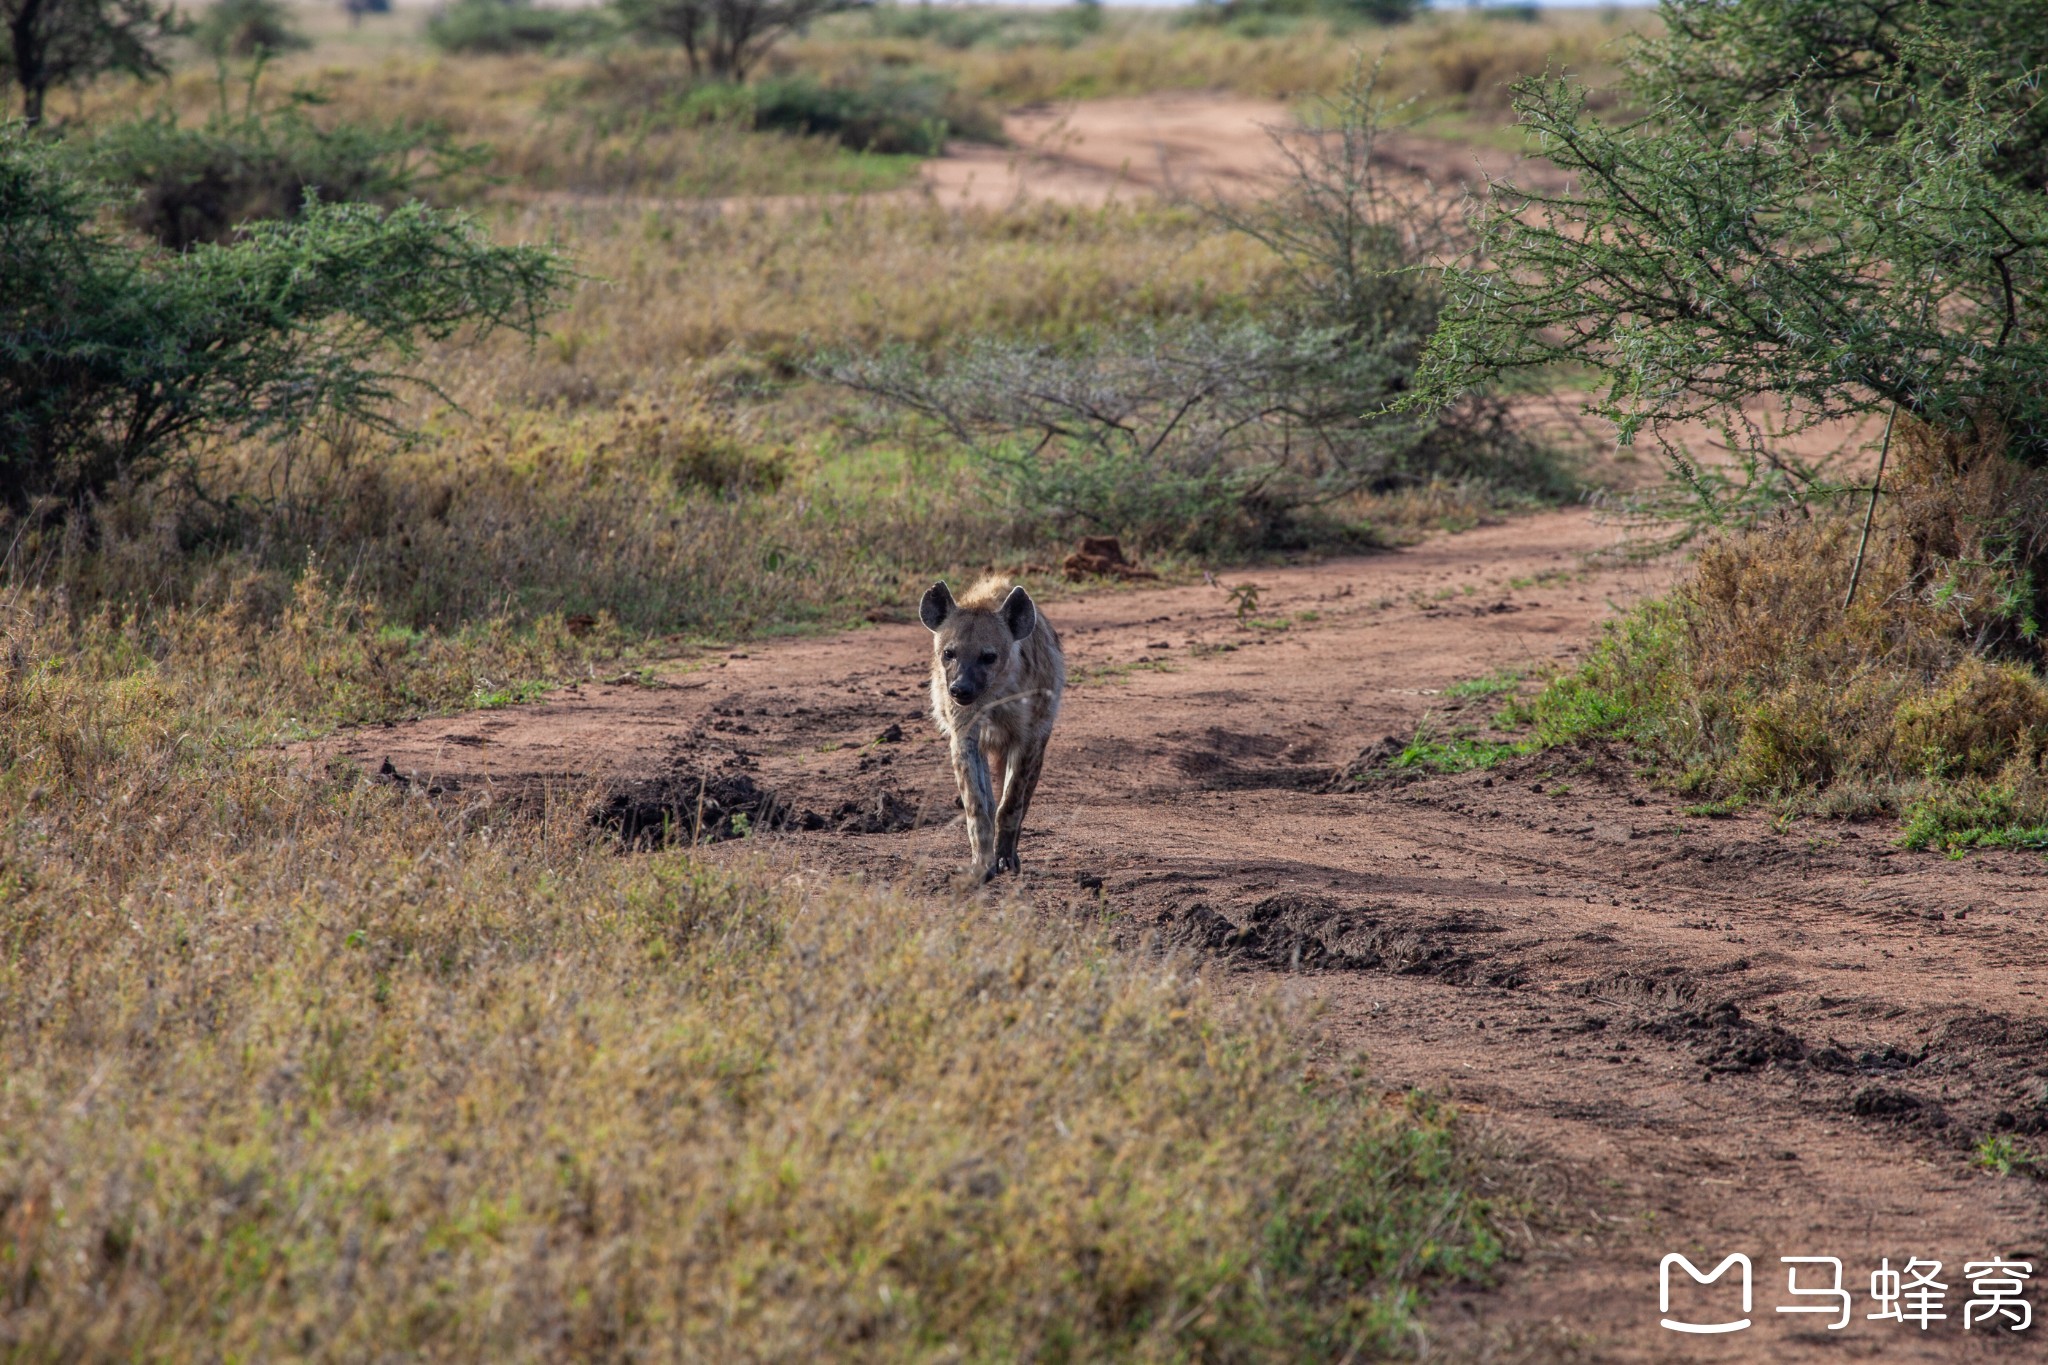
[940,646,1001,705]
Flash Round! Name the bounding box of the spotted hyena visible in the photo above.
[919,578,1065,881]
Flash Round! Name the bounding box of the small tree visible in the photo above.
[614,0,867,82]
[1,0,181,125]
[1,127,570,511]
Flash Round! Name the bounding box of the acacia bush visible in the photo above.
[0,127,566,512]
[1637,0,2048,191]
[0,0,179,123]
[1416,4,2048,501]
[191,0,308,58]
[426,0,610,55]
[615,0,866,82]
[75,85,488,247]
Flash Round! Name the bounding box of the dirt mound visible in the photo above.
[1062,535,1157,581]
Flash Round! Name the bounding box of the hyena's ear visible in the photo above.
[919,581,955,633]
[1001,585,1037,641]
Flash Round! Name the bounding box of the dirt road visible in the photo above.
[920,93,1568,208]
[319,509,2048,1361]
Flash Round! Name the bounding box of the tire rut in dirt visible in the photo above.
[1162,894,1522,984]
[595,771,944,845]
[1164,728,1333,793]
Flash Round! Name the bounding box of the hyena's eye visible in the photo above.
[942,648,957,661]
[979,650,998,665]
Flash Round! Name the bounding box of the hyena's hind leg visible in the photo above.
[992,736,1047,876]
[951,734,998,876]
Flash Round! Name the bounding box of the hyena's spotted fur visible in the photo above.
[919,577,1064,881]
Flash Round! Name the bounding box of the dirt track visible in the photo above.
[316,509,2048,1360]
[920,93,1566,208]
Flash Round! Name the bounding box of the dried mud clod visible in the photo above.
[1326,735,1409,790]
[1062,535,1158,582]
[1165,896,1502,981]
[596,772,807,844]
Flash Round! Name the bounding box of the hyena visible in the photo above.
[919,577,1065,881]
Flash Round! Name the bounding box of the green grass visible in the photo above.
[1391,719,1533,775]
[470,679,554,709]
[1899,787,2048,856]
[1974,1135,2045,1177]
[1442,667,1523,700]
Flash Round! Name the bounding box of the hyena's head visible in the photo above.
[920,579,1037,707]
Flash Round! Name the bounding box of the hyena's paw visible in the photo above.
[982,851,1021,882]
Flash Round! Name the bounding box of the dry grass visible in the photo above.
[61,53,932,199]
[0,585,1504,1359]
[794,10,1639,111]
[471,197,1276,406]
[6,195,1280,652]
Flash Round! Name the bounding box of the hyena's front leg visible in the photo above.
[993,735,1046,876]
[950,733,998,877]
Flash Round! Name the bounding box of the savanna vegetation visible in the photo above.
[0,1,1629,1356]
[13,0,2042,1351]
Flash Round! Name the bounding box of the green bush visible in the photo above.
[865,0,1009,48]
[191,0,309,58]
[642,67,1000,156]
[751,67,997,154]
[613,0,862,82]
[1188,0,1420,33]
[1416,0,2048,507]
[74,87,488,249]
[1637,0,2048,192]
[1,0,180,124]
[425,0,608,54]
[0,126,568,513]
[865,0,1102,50]
[1400,0,2048,846]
